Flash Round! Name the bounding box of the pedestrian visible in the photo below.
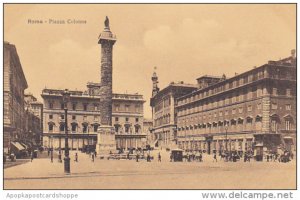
[127,152,130,160]
[275,153,278,162]
[10,153,15,162]
[147,154,151,162]
[170,153,173,162]
[158,152,161,162]
[30,151,34,162]
[94,151,97,157]
[136,153,139,162]
[213,153,217,162]
[50,150,53,163]
[266,154,269,162]
[199,153,203,162]
[91,153,95,162]
[186,152,189,162]
[74,152,78,162]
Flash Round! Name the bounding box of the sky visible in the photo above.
[4,4,296,119]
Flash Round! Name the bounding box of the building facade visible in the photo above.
[150,72,198,148]
[143,119,154,145]
[42,84,146,150]
[24,94,43,146]
[3,42,28,154]
[176,51,296,154]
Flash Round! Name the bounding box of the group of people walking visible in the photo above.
[135,152,162,162]
[47,148,98,163]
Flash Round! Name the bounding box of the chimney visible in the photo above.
[291,49,296,58]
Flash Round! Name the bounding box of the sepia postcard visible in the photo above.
[2,3,297,193]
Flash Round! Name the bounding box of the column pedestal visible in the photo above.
[96,125,116,155]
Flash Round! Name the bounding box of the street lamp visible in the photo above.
[62,89,71,174]
[225,122,228,152]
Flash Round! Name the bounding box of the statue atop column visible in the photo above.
[104,16,110,30]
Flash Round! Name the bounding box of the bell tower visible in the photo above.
[151,67,159,97]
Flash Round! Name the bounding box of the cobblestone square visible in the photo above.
[4,151,296,189]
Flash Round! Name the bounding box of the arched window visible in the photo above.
[284,115,293,131]
[218,121,223,126]
[125,124,130,133]
[49,124,54,132]
[231,119,237,126]
[270,114,280,133]
[255,115,262,122]
[59,123,65,132]
[114,124,121,133]
[213,122,218,127]
[237,117,244,124]
[246,116,253,124]
[135,125,140,134]
[93,123,100,132]
[71,123,78,132]
[285,120,291,131]
[82,123,88,133]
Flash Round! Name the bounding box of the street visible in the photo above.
[4,150,296,189]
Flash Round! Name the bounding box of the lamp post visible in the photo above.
[62,89,71,174]
[58,132,62,162]
[225,123,228,152]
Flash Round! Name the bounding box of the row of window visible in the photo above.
[114,104,141,112]
[178,101,292,117]
[115,117,140,123]
[48,114,140,123]
[154,97,171,112]
[114,124,140,134]
[48,123,99,133]
[49,102,99,111]
[154,114,171,127]
[48,123,142,133]
[48,102,142,113]
[178,117,294,131]
[178,117,262,130]
[178,86,292,108]
[178,66,294,106]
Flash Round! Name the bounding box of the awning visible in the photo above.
[11,142,25,151]
[171,148,184,152]
[255,143,263,147]
[283,137,294,144]
[19,142,28,149]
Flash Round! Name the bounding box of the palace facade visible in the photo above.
[151,50,296,154]
[42,83,146,150]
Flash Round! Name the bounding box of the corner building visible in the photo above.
[150,74,198,148]
[3,42,28,154]
[176,51,296,154]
